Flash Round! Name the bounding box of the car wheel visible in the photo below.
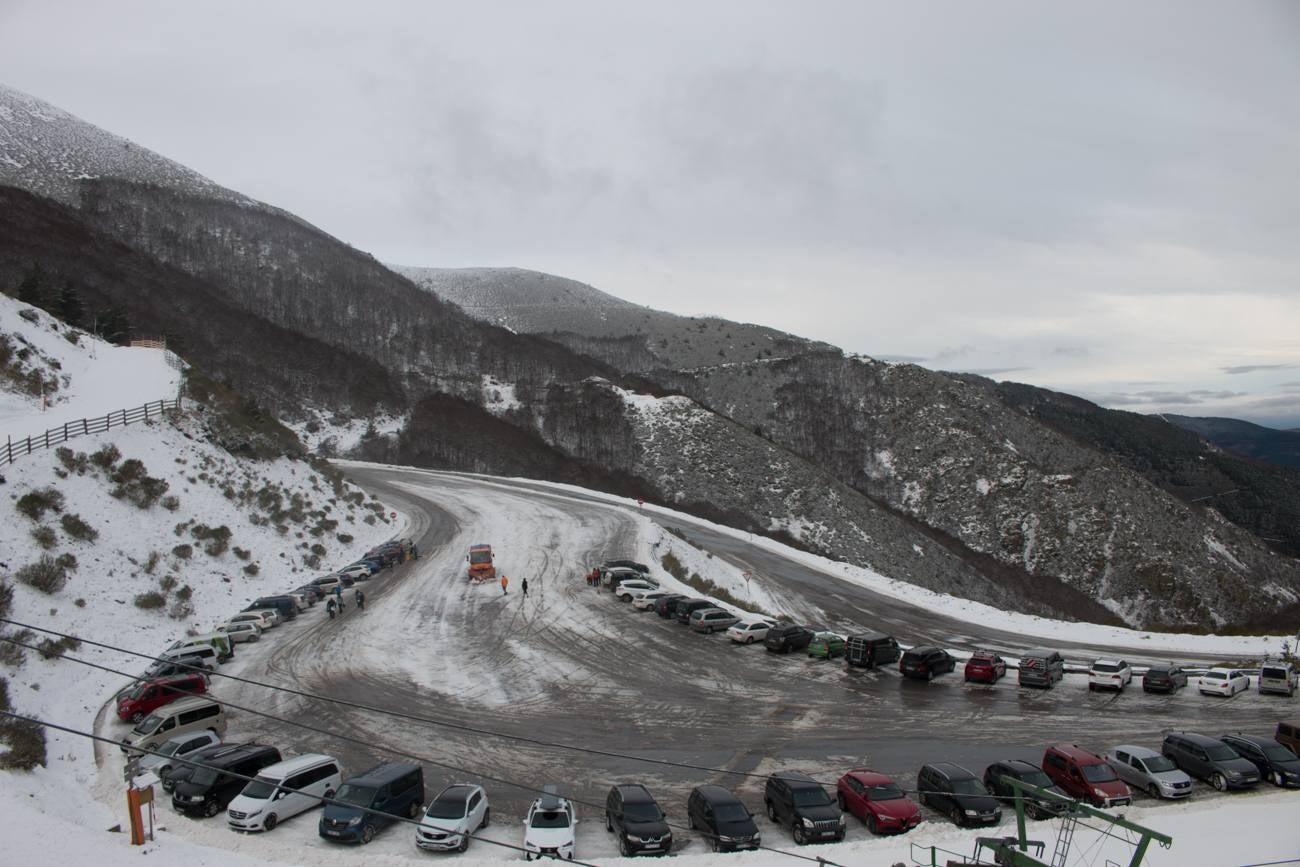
[712,836,721,853]
[794,823,807,845]
[1273,771,1284,787]
[949,806,963,827]
[263,814,278,831]
[1148,784,1161,799]
[204,800,220,818]
[1212,773,1227,792]
[131,712,144,724]
[867,814,879,835]
[836,794,846,810]
[688,813,696,830]
[1088,683,1096,692]
[926,670,934,681]
[606,814,613,832]
[620,836,632,857]
[360,824,375,844]
[766,800,778,822]
[620,594,631,602]
[481,808,490,829]
[458,833,469,853]
[746,636,755,644]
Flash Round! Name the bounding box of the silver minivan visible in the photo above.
[1104,745,1193,799]
[121,695,226,753]
[1018,649,1065,688]
[1259,663,1298,697]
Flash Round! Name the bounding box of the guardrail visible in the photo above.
[2,398,182,466]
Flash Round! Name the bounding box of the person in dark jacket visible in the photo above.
[521,577,529,597]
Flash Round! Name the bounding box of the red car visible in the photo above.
[964,651,1007,683]
[1042,744,1131,808]
[836,769,922,835]
[115,673,208,722]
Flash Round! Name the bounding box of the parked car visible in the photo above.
[630,589,668,610]
[835,769,921,835]
[1103,745,1193,800]
[653,594,687,618]
[764,624,814,654]
[244,596,298,622]
[900,646,955,681]
[1199,668,1250,697]
[844,633,901,669]
[605,783,672,857]
[121,695,226,754]
[604,567,644,590]
[690,608,741,634]
[674,599,716,625]
[727,619,776,645]
[1018,648,1065,688]
[319,762,424,844]
[227,610,278,630]
[338,564,372,581]
[916,763,1001,827]
[964,651,1007,683]
[982,760,1068,819]
[807,632,847,660]
[524,785,576,861]
[282,590,311,611]
[169,633,234,664]
[686,785,760,852]
[226,754,343,831]
[1142,663,1187,693]
[134,730,221,782]
[1042,744,1131,808]
[415,783,489,852]
[294,585,325,603]
[311,575,343,595]
[216,621,262,644]
[162,742,231,794]
[1088,659,1132,692]
[1259,662,1298,697]
[116,673,209,723]
[172,743,282,818]
[1277,721,1300,756]
[1219,734,1300,788]
[603,559,650,574]
[764,771,845,845]
[617,580,660,601]
[153,644,220,672]
[1162,732,1260,791]
[142,655,214,679]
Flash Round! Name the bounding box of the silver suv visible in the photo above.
[1104,745,1192,799]
[690,608,740,634]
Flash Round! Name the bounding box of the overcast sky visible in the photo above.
[3,1,1298,426]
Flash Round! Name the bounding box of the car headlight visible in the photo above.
[1094,789,1108,799]
[245,809,262,819]
[964,809,979,817]
[525,842,540,851]
[801,817,815,828]
[718,835,736,843]
[837,814,846,825]
[626,834,642,843]
[346,816,363,827]
[1227,770,1242,779]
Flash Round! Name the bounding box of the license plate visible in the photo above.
[325,830,340,837]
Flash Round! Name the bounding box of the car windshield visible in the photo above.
[622,802,663,822]
[792,788,832,807]
[866,783,905,801]
[531,809,571,828]
[950,778,986,795]
[470,551,492,564]
[241,778,279,799]
[1205,745,1238,762]
[426,797,467,819]
[189,767,220,787]
[1081,764,1117,783]
[132,714,162,735]
[155,739,185,757]
[1143,756,1177,773]
[335,784,377,807]
[1020,770,1054,788]
[1092,663,1119,672]
[713,803,749,822]
[124,683,150,700]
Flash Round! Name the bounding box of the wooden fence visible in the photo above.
[2,398,182,466]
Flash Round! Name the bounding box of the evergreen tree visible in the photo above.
[95,306,132,345]
[17,266,45,308]
[57,281,84,328]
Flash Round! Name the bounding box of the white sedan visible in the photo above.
[1198,668,1250,697]
[216,620,262,643]
[726,619,776,645]
[631,590,668,610]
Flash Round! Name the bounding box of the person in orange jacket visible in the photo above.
[500,574,508,595]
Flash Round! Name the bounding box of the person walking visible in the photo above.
[521,577,529,597]
[500,574,509,595]
[354,588,365,610]
[326,598,337,619]
[334,583,344,610]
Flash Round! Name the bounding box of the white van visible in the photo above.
[227,753,342,832]
[121,695,226,753]
[169,633,233,662]
[155,644,219,671]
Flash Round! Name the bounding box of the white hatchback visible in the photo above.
[523,786,576,862]
[216,621,262,643]
[726,619,776,645]
[1088,659,1133,692]
[1199,668,1250,697]
[631,590,668,610]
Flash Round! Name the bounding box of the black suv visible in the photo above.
[763,771,845,845]
[170,743,282,817]
[765,624,814,654]
[686,785,760,852]
[918,763,1001,827]
[605,783,673,857]
[653,595,686,618]
[982,760,1068,819]
[1162,732,1260,791]
[1219,734,1300,788]
[1142,664,1188,694]
[674,599,716,625]
[899,646,955,680]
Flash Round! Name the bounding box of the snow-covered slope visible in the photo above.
[0,83,254,207]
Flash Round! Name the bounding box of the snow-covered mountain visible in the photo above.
[0,83,254,208]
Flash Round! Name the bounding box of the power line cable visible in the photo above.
[0,631,842,866]
[0,709,598,865]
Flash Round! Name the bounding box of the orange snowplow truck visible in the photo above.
[467,544,496,582]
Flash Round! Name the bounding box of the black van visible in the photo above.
[170,743,282,817]
[845,633,901,669]
[320,762,425,844]
[686,785,760,852]
[246,596,298,621]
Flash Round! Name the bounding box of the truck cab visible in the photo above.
[467,544,495,582]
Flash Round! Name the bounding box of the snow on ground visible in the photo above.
[284,409,408,457]
[0,299,181,442]
[373,468,1294,659]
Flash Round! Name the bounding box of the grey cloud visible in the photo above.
[1051,346,1090,358]
[1221,363,1298,375]
[962,366,1033,377]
